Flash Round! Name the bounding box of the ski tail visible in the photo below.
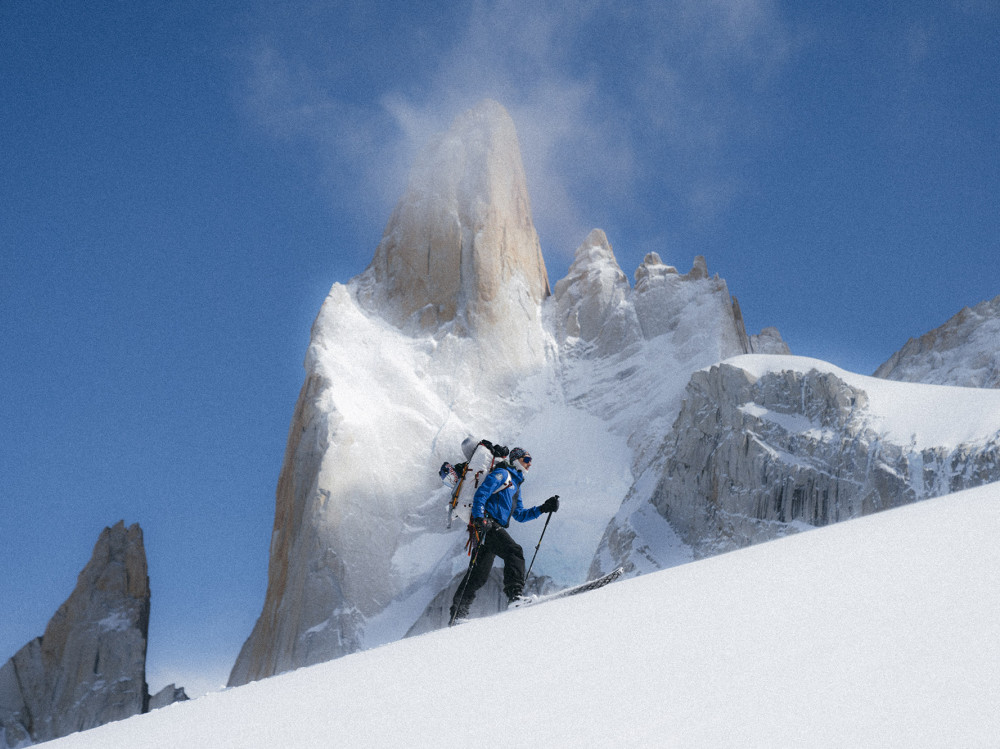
[509,567,625,609]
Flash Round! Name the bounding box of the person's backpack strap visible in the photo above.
[490,467,513,496]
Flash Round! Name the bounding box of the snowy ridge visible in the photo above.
[610,353,1000,564]
[44,483,1000,748]
[874,294,1000,388]
[733,354,1000,449]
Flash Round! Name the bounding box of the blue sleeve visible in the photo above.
[472,469,505,519]
[512,493,542,523]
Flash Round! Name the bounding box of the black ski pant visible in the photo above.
[453,522,525,607]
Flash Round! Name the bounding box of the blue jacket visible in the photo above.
[472,464,542,528]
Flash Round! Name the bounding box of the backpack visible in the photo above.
[439,438,509,528]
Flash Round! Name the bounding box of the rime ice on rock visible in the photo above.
[550,229,640,356]
[550,231,756,360]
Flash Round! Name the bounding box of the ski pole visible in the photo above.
[525,511,553,582]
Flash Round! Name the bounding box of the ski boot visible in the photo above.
[449,601,470,626]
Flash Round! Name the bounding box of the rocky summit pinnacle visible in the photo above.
[0,522,186,747]
[359,99,550,335]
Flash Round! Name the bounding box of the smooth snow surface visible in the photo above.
[45,483,1000,748]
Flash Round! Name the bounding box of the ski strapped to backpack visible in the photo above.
[439,438,510,529]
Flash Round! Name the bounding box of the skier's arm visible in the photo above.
[511,494,542,523]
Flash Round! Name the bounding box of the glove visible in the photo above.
[492,443,509,458]
[539,495,559,513]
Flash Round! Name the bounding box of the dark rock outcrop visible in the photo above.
[0,522,186,747]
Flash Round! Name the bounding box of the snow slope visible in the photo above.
[44,482,1000,748]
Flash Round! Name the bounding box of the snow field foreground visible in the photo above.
[47,483,1000,748]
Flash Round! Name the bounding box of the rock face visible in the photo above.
[550,229,753,360]
[550,229,640,356]
[593,356,1000,569]
[749,327,790,355]
[874,295,1000,387]
[0,522,185,747]
[147,684,188,712]
[359,99,550,348]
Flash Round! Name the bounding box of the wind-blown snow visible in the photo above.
[45,482,1000,748]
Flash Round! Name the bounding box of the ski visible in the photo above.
[508,567,625,609]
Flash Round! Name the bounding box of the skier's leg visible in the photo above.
[451,544,496,617]
[492,527,526,599]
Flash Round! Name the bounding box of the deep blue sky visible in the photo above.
[2,1,998,695]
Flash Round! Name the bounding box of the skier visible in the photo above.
[449,447,559,623]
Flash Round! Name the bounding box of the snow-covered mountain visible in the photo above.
[229,99,1000,688]
[874,294,1000,387]
[229,100,776,685]
[41,483,1000,748]
[593,355,1000,571]
[229,100,556,685]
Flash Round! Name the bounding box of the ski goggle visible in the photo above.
[520,454,532,465]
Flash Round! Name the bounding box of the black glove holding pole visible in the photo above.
[539,495,559,513]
